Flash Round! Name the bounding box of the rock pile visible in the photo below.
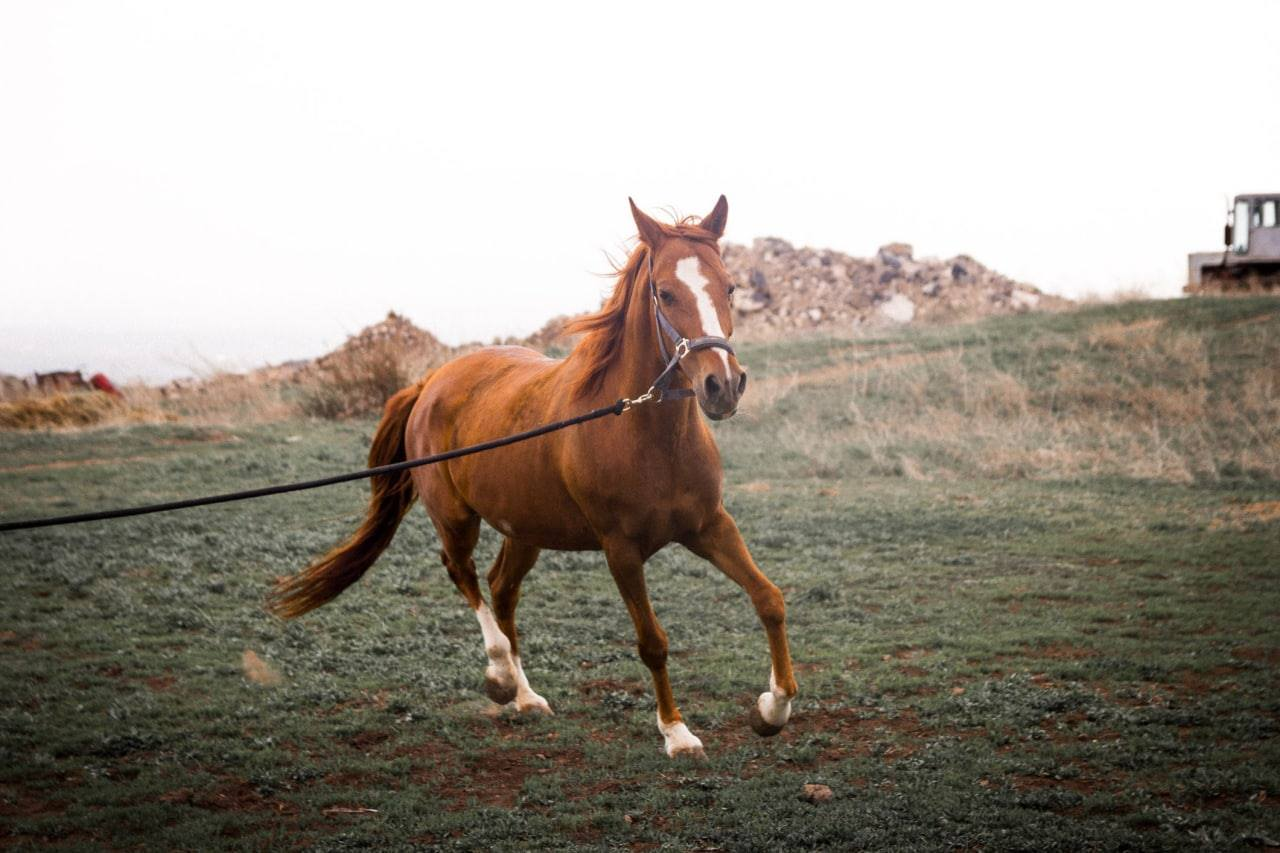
[313,310,451,373]
[722,238,1068,332]
[247,311,453,386]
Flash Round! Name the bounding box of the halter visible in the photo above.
[623,248,736,409]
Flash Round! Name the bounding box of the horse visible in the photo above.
[269,196,797,758]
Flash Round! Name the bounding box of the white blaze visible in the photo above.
[674,255,731,380]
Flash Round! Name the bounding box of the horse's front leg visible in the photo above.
[603,540,705,759]
[682,509,797,736]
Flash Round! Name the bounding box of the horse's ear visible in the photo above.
[629,197,666,248]
[701,194,729,239]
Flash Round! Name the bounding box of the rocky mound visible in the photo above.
[722,239,1069,332]
[246,311,453,386]
[315,311,450,371]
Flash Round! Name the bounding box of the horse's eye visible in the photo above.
[728,285,736,298]
[659,289,675,305]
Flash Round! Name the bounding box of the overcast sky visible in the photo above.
[2,1,1277,382]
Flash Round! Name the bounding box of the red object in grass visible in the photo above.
[89,373,122,397]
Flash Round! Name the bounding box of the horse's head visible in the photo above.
[630,195,746,421]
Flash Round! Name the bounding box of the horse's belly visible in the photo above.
[457,459,601,550]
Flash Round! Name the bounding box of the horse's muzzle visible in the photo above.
[697,366,747,420]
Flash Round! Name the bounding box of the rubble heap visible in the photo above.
[722,239,1069,332]
[314,311,450,371]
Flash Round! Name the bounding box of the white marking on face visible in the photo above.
[756,668,792,728]
[474,602,516,689]
[674,255,731,380]
[656,711,704,757]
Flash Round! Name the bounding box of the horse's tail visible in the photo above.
[268,379,425,619]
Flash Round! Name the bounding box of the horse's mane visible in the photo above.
[564,217,720,398]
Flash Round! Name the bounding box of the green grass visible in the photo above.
[1,298,1278,850]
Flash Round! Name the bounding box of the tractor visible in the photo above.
[1186,193,1280,293]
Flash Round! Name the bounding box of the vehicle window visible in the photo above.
[1233,200,1250,252]
[1263,200,1277,228]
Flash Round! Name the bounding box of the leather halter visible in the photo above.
[642,248,736,402]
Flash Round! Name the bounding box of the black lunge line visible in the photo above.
[0,399,630,533]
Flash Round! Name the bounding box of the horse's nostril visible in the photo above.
[737,371,748,395]
[704,374,722,397]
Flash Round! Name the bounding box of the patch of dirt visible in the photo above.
[1023,643,1097,660]
[316,689,391,717]
[740,704,986,765]
[323,771,392,789]
[1010,772,1118,797]
[0,633,43,653]
[346,730,393,752]
[1232,646,1280,665]
[146,674,177,692]
[883,647,931,661]
[1210,501,1280,531]
[578,678,648,697]
[0,786,68,818]
[160,778,297,815]
[422,747,585,811]
[389,735,462,762]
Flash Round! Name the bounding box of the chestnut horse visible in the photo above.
[270,196,797,757]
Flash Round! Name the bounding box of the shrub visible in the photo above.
[299,341,413,420]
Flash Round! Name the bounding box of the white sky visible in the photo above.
[2,1,1277,382]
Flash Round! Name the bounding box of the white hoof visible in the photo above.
[751,669,792,736]
[756,689,791,728]
[658,714,706,759]
[515,690,554,715]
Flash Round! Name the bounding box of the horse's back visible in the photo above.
[404,345,600,548]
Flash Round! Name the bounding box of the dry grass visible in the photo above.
[298,340,417,420]
[0,392,168,430]
[748,304,1280,484]
[133,374,295,425]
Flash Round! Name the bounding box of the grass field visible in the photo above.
[2,297,1278,850]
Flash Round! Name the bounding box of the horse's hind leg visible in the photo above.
[487,538,551,714]
[428,510,520,705]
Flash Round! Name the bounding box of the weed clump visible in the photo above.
[299,341,413,420]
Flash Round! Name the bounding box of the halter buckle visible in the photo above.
[673,339,691,360]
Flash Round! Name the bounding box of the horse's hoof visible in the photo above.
[749,703,785,737]
[668,744,707,761]
[515,694,554,715]
[483,676,518,705]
